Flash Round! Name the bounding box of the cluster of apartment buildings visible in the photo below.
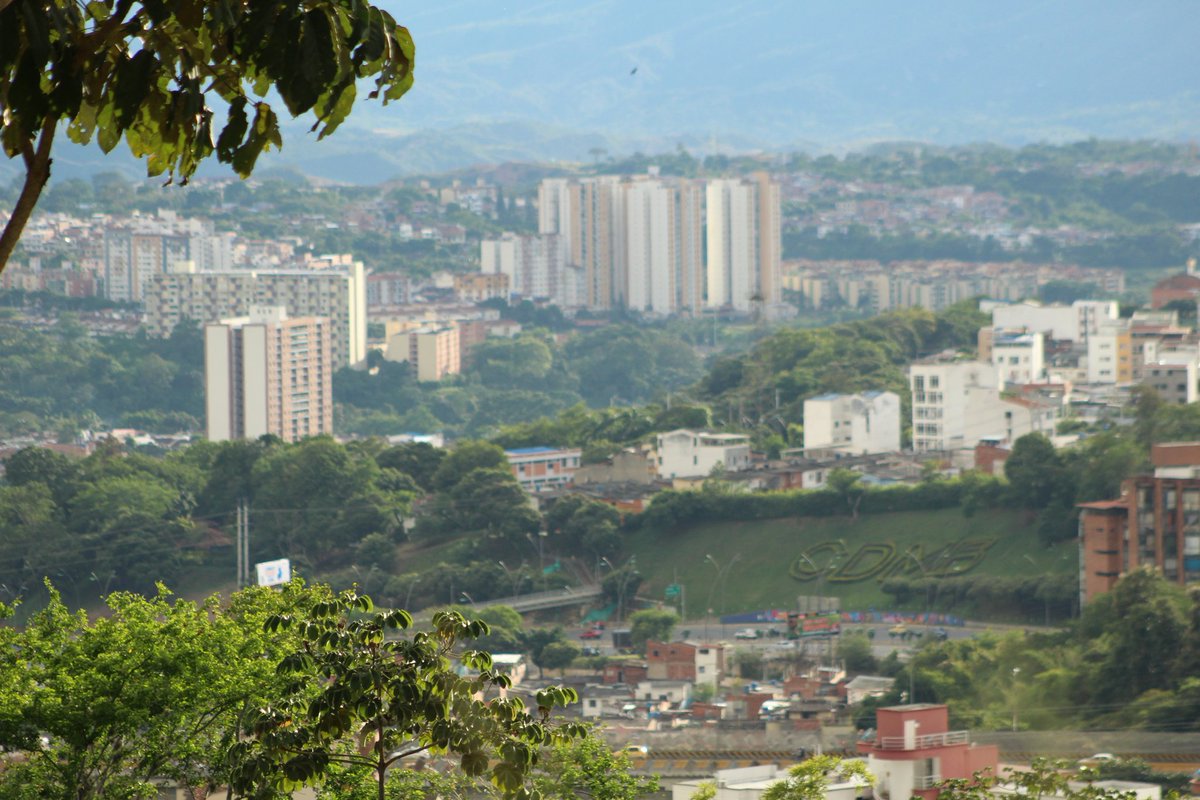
[481,172,782,317]
[785,259,1126,314]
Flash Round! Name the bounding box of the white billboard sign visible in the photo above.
[255,558,291,587]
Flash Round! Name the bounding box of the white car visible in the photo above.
[734,628,760,640]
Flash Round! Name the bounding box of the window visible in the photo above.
[929,376,939,389]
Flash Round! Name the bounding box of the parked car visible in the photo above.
[580,628,603,640]
[581,646,602,656]
[734,628,760,640]
[932,628,949,641]
[1079,753,1117,768]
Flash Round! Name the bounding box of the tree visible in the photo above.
[628,609,679,654]
[1005,433,1071,509]
[228,589,585,800]
[0,583,306,800]
[531,734,658,800]
[519,627,566,679]
[431,440,508,492]
[538,641,580,677]
[0,0,415,272]
[761,755,873,800]
[837,632,878,675]
[826,468,865,519]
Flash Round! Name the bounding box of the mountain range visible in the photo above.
[3,1,1197,185]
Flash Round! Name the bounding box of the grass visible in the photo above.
[624,507,1076,616]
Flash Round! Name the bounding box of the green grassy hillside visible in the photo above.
[624,508,1076,616]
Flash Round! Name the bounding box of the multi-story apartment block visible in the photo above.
[537,174,705,314]
[504,446,582,493]
[984,328,1045,385]
[204,307,332,443]
[706,172,781,313]
[1079,442,1200,604]
[1140,359,1199,405]
[145,261,366,369]
[366,273,413,307]
[984,299,1119,343]
[1086,320,1134,384]
[909,359,1058,452]
[102,211,235,301]
[624,176,704,315]
[479,232,582,307]
[803,391,901,455]
[408,326,461,382]
[655,430,752,479]
[454,272,509,304]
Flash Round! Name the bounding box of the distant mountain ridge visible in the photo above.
[2,1,1195,185]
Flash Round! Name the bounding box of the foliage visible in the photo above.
[538,641,581,676]
[1005,433,1073,510]
[628,609,679,653]
[0,583,308,800]
[531,734,659,800]
[228,589,585,800]
[837,632,878,674]
[761,756,873,800]
[0,0,415,270]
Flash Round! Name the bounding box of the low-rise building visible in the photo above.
[505,446,582,493]
[803,391,901,455]
[859,704,998,800]
[656,430,752,478]
[645,640,725,687]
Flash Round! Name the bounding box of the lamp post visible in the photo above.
[601,556,638,622]
[704,553,741,633]
[1011,667,1021,731]
[526,531,548,591]
[904,550,933,613]
[404,576,422,609]
[795,551,841,613]
[498,560,524,599]
[460,591,476,608]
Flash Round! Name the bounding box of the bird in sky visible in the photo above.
[630,67,638,76]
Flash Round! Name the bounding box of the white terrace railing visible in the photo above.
[877,730,969,750]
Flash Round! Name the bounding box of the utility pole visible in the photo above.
[235,498,251,588]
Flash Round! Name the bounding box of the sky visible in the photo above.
[366,0,1200,147]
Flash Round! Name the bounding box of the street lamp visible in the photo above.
[404,576,422,609]
[526,531,548,590]
[601,556,638,622]
[498,560,524,599]
[795,551,841,613]
[460,591,476,607]
[1011,667,1021,731]
[704,553,741,631]
[903,550,933,613]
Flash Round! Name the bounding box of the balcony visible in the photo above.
[912,775,942,790]
[877,730,968,750]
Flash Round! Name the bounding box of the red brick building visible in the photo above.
[645,640,725,686]
[1150,270,1200,309]
[1077,442,1200,604]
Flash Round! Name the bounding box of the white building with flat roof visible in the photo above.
[504,446,582,493]
[146,260,366,368]
[656,430,752,479]
[909,360,1058,452]
[982,299,1118,343]
[803,391,901,455]
[989,328,1045,385]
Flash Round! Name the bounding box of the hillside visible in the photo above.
[623,507,1075,618]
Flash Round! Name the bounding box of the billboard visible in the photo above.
[255,558,291,587]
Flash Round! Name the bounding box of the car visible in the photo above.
[579,628,603,639]
[619,744,649,756]
[889,624,909,636]
[932,628,949,641]
[772,639,797,650]
[734,628,760,640]
[1079,753,1117,768]
[581,646,601,656]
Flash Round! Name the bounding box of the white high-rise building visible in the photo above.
[480,232,581,307]
[102,211,235,301]
[624,177,703,315]
[803,391,902,455]
[205,307,333,443]
[536,174,702,314]
[705,172,781,312]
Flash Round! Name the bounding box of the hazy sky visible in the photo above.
[371,0,1199,145]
